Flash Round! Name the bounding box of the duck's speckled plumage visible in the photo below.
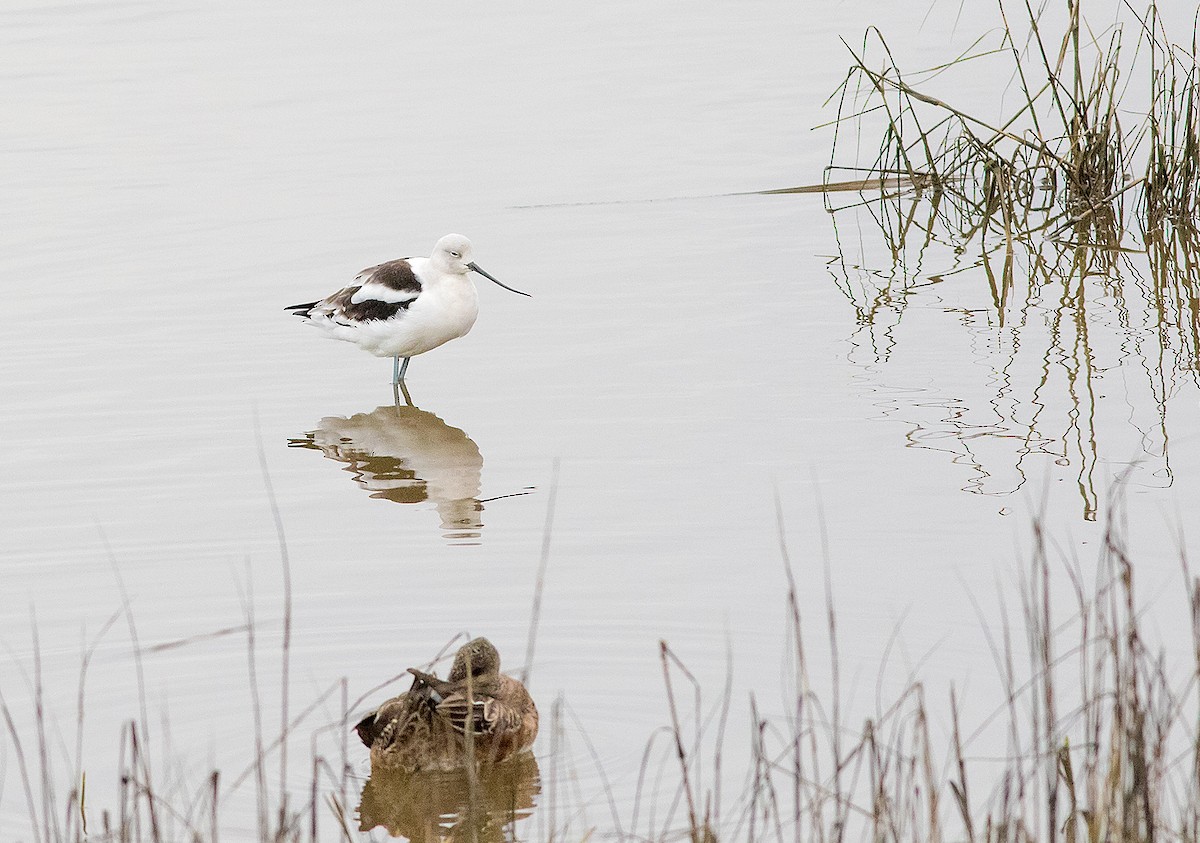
[354,638,538,772]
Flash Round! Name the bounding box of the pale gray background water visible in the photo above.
[2,0,1198,839]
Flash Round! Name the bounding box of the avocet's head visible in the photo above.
[431,233,531,297]
[432,233,475,274]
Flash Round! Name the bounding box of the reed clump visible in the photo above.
[626,495,1200,843]
[819,2,1200,522]
[828,1,1200,252]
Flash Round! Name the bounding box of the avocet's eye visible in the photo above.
[450,251,461,258]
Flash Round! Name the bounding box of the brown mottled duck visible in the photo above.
[354,637,538,772]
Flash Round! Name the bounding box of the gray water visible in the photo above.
[2,1,1198,839]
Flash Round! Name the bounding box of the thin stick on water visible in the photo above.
[255,414,293,832]
[339,677,349,834]
[521,458,559,687]
[711,636,734,836]
[0,687,43,843]
[30,612,60,843]
[98,528,162,841]
[210,771,219,843]
[127,721,163,843]
[236,559,268,840]
[565,699,625,837]
[660,641,701,841]
[812,475,847,843]
[309,756,318,843]
[74,610,123,804]
[949,687,975,843]
[463,668,478,813]
[231,680,344,793]
[774,486,805,843]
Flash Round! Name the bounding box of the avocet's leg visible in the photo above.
[398,356,411,382]
[391,355,401,386]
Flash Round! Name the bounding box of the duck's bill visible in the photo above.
[469,262,531,297]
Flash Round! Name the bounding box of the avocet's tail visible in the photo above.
[284,301,319,318]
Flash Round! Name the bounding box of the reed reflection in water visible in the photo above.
[825,190,1200,520]
[357,753,540,842]
[288,394,485,542]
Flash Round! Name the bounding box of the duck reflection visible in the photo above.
[289,391,484,540]
[357,752,540,842]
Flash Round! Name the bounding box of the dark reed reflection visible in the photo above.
[825,187,1199,520]
[357,753,540,842]
[288,391,484,541]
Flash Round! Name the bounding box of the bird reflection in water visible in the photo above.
[357,752,540,842]
[288,385,485,541]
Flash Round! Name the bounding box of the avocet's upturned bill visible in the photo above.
[286,234,529,385]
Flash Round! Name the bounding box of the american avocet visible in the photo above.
[286,234,529,384]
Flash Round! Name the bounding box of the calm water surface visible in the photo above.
[2,0,1198,839]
